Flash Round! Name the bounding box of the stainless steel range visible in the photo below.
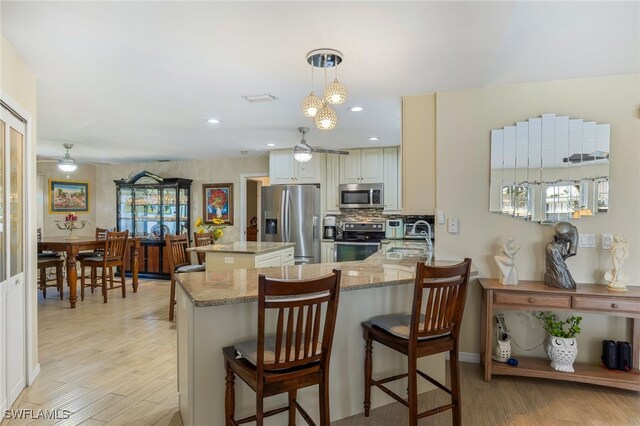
[333,221,385,262]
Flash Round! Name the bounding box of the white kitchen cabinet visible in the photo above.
[383,147,400,213]
[269,150,322,185]
[339,149,383,184]
[401,95,436,214]
[204,246,295,271]
[321,242,335,263]
[324,154,340,214]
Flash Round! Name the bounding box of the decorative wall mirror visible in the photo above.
[490,113,609,224]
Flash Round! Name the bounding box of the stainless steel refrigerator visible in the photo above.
[261,184,320,264]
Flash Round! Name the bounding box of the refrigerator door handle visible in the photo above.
[286,189,292,243]
[280,189,287,242]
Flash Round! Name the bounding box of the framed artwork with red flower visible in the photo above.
[202,183,233,225]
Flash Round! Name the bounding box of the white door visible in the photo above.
[1,105,27,409]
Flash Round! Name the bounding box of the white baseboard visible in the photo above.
[28,363,41,385]
[444,352,480,364]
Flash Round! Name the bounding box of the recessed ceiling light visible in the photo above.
[266,143,276,147]
[349,106,364,112]
[207,118,222,124]
[240,150,249,154]
[368,137,380,141]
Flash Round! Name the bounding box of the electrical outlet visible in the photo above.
[602,234,613,250]
[436,210,445,224]
[447,217,459,234]
[224,257,234,264]
[578,233,596,248]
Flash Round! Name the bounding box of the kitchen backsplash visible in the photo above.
[327,209,433,225]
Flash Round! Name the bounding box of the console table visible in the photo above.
[479,279,640,391]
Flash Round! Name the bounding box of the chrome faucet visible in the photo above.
[410,220,433,261]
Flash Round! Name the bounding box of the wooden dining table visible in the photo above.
[38,236,141,309]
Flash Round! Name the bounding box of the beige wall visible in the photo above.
[1,35,39,375]
[433,73,640,361]
[94,157,269,242]
[36,162,97,238]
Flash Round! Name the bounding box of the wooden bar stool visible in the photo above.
[222,269,342,426]
[166,234,205,321]
[193,231,214,265]
[362,258,472,426]
[79,230,130,303]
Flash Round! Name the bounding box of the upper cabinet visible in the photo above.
[383,147,400,213]
[324,154,340,214]
[269,150,322,185]
[401,95,436,214]
[339,148,384,184]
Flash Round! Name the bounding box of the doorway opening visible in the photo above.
[240,174,269,242]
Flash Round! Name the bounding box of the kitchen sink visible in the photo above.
[387,247,427,257]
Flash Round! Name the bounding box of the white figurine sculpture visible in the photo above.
[604,235,629,292]
[494,237,520,285]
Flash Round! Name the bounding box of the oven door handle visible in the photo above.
[334,241,381,246]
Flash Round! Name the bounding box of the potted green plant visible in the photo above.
[536,312,582,373]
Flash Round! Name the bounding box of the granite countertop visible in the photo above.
[187,241,295,255]
[176,250,477,307]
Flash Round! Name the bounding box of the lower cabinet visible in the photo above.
[124,240,170,278]
[321,242,335,263]
[205,247,295,272]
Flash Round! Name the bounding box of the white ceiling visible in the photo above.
[2,1,638,163]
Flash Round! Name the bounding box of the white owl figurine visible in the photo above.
[546,336,578,373]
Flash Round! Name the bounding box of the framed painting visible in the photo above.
[49,180,90,213]
[202,183,233,225]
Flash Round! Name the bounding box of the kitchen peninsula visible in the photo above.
[188,241,295,271]
[175,251,476,425]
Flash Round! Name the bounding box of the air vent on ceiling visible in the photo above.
[242,93,278,103]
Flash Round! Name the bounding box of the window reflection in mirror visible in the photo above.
[490,114,610,224]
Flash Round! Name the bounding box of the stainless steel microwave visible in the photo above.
[339,183,384,209]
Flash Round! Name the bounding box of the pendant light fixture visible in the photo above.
[301,49,347,130]
[58,143,78,173]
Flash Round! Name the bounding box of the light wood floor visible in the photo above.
[5,279,640,425]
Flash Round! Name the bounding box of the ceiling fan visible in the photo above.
[293,127,348,163]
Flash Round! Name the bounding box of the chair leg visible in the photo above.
[224,361,235,426]
[288,390,297,426]
[40,267,46,298]
[80,265,85,301]
[120,266,126,298]
[255,390,264,426]
[407,354,418,426]
[57,264,64,300]
[90,267,96,294]
[319,374,330,426]
[102,267,108,303]
[110,267,115,288]
[169,274,176,321]
[364,335,373,417]
[450,349,462,426]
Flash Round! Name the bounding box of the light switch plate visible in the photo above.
[602,234,613,250]
[578,233,596,248]
[447,217,459,234]
[436,210,445,224]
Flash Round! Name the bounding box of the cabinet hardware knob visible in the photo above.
[528,298,535,303]
[612,303,619,309]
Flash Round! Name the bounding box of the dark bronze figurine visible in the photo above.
[545,222,578,289]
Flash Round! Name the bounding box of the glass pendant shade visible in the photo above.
[301,92,324,118]
[293,143,313,162]
[324,79,347,105]
[315,104,337,131]
[58,158,77,172]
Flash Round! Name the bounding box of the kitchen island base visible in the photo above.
[176,283,445,425]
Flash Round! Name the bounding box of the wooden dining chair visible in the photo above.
[361,258,472,426]
[36,227,65,299]
[193,231,214,265]
[166,234,205,321]
[222,269,342,426]
[79,230,130,303]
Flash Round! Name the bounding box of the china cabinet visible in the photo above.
[114,171,192,278]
